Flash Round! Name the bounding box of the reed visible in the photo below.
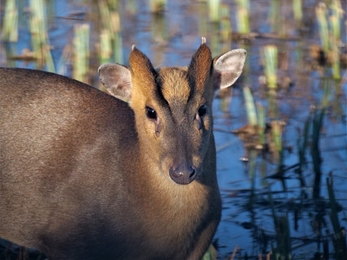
[236,0,250,34]
[315,1,342,79]
[243,86,258,126]
[262,45,278,91]
[149,0,167,13]
[29,0,54,72]
[208,0,220,23]
[73,24,90,83]
[113,30,124,64]
[197,1,208,39]
[125,0,138,15]
[98,0,123,64]
[292,0,302,24]
[1,0,18,42]
[256,102,266,145]
[100,29,112,65]
[316,3,329,54]
[321,78,331,109]
[270,0,280,34]
[271,120,283,159]
[329,0,343,80]
[220,4,231,44]
[201,244,217,260]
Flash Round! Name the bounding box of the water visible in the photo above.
[0,0,346,259]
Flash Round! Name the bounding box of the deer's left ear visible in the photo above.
[98,63,132,102]
[212,49,247,90]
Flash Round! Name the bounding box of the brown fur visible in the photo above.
[0,42,246,259]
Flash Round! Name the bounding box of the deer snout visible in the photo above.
[169,163,197,185]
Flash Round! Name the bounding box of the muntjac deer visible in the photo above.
[0,39,246,260]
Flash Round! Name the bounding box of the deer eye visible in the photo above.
[198,104,207,117]
[146,106,157,120]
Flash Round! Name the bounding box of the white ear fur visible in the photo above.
[213,49,247,90]
[98,64,132,102]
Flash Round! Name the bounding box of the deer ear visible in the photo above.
[188,41,213,93]
[129,45,157,91]
[212,49,247,90]
[98,64,132,102]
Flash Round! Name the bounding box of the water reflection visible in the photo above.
[0,0,346,259]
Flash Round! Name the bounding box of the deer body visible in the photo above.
[0,41,246,259]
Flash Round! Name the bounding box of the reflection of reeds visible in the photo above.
[327,173,347,259]
[311,108,324,200]
[296,115,310,188]
[269,191,292,260]
[1,0,18,42]
[73,24,90,82]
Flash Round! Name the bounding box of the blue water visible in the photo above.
[1,0,346,258]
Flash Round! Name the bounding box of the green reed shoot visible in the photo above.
[293,0,302,24]
[99,0,119,40]
[125,0,138,15]
[73,24,90,82]
[243,86,257,126]
[220,4,231,43]
[270,0,280,34]
[316,3,329,53]
[329,0,343,80]
[236,0,250,34]
[2,0,18,42]
[113,30,124,64]
[201,244,217,260]
[271,121,283,158]
[256,102,266,145]
[208,0,220,23]
[316,1,342,79]
[329,15,341,79]
[100,29,112,65]
[262,45,278,91]
[321,78,331,109]
[242,88,268,149]
[98,0,123,64]
[330,2,342,42]
[149,0,167,13]
[29,0,54,72]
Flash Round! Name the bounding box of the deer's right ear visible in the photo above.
[212,49,247,90]
[98,63,132,102]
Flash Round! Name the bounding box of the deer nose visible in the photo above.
[169,164,197,185]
